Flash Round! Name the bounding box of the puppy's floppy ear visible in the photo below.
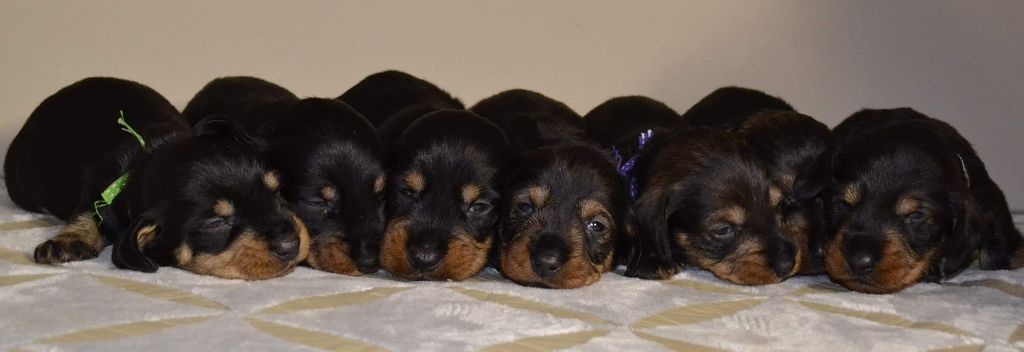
[938,192,983,278]
[194,114,267,153]
[792,150,833,201]
[625,189,679,278]
[112,207,165,273]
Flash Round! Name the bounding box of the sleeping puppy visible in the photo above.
[825,108,1023,293]
[254,98,387,275]
[471,90,633,288]
[4,77,308,279]
[681,87,834,275]
[624,127,799,285]
[182,76,297,127]
[338,70,464,146]
[379,110,511,281]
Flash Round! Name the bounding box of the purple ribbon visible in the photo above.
[612,129,654,201]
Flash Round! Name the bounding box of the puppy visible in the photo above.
[471,90,633,288]
[681,86,794,127]
[255,98,387,275]
[338,70,464,146]
[681,87,834,275]
[181,76,297,126]
[825,108,1023,293]
[584,95,688,149]
[379,110,511,281]
[4,77,308,279]
[622,125,799,284]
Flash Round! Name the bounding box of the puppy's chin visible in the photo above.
[379,219,492,281]
[824,231,934,294]
[498,233,613,289]
[305,235,361,276]
[177,215,310,280]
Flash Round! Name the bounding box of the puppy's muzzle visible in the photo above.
[530,234,569,278]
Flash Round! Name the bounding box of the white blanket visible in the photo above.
[0,184,1021,351]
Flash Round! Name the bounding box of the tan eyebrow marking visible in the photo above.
[579,199,609,220]
[462,184,482,204]
[374,174,386,194]
[841,185,860,205]
[321,186,337,202]
[213,199,234,217]
[895,196,920,216]
[263,172,280,192]
[718,206,746,225]
[527,186,549,207]
[769,186,783,207]
[405,172,425,193]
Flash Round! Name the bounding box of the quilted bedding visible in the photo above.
[0,184,1021,352]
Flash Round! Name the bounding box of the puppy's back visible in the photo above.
[682,86,793,128]
[471,89,588,152]
[339,70,463,127]
[4,77,187,219]
[182,76,297,128]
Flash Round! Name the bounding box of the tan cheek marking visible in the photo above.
[321,186,337,202]
[527,186,549,207]
[895,196,920,216]
[769,187,783,207]
[380,218,415,279]
[461,184,482,204]
[696,238,779,285]
[434,227,493,281]
[176,215,308,280]
[405,172,425,193]
[374,174,386,194]
[264,172,280,192]
[306,235,359,276]
[213,199,234,218]
[842,185,860,206]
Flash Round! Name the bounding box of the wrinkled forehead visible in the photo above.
[406,143,501,185]
[691,157,771,207]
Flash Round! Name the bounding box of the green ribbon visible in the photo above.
[94,110,145,225]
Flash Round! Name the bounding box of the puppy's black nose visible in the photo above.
[530,234,568,278]
[271,238,299,261]
[408,244,443,271]
[847,252,876,276]
[356,255,380,274]
[771,242,796,277]
[531,250,565,278]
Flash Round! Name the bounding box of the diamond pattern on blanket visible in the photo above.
[0,183,1021,351]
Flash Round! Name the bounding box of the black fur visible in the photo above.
[338,70,463,139]
[182,76,297,127]
[5,77,306,279]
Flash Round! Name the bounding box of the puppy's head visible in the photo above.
[259,99,386,276]
[112,117,309,280]
[498,145,633,288]
[825,112,980,293]
[380,110,510,281]
[739,111,835,274]
[631,129,800,284]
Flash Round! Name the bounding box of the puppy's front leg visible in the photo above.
[34,213,105,264]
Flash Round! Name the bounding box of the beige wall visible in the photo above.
[1,0,1021,209]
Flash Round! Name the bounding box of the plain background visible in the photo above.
[0,1,1021,210]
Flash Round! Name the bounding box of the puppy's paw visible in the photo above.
[34,238,100,264]
[625,254,681,280]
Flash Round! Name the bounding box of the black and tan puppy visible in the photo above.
[182,76,297,126]
[471,90,633,288]
[4,77,309,279]
[825,108,1023,293]
[681,87,834,275]
[379,110,511,281]
[624,127,796,284]
[255,98,387,275]
[338,70,464,148]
